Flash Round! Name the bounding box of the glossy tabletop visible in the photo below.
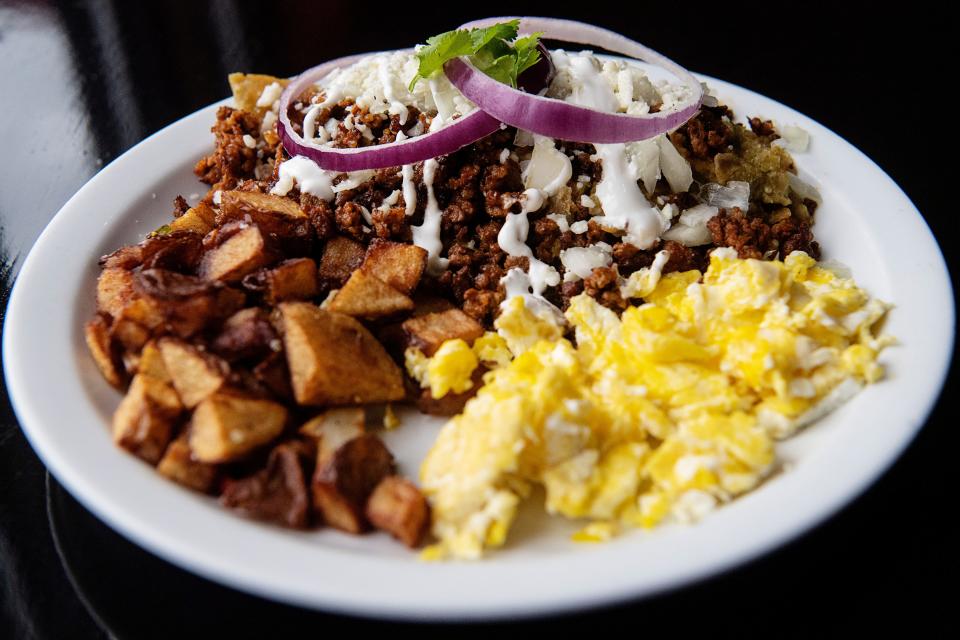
[1,2,956,637]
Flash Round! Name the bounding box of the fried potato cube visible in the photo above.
[366,476,430,548]
[99,244,143,270]
[221,442,310,529]
[97,267,136,319]
[317,236,365,289]
[299,408,365,466]
[402,309,485,357]
[199,224,272,283]
[210,307,278,362]
[132,269,246,338]
[219,190,307,221]
[312,434,395,534]
[157,433,217,492]
[136,340,170,382]
[278,302,405,405]
[168,202,215,235]
[244,258,319,305]
[360,240,428,295]
[228,73,288,115]
[327,270,414,319]
[110,318,151,352]
[85,315,125,389]
[157,338,229,408]
[189,393,288,463]
[112,374,182,464]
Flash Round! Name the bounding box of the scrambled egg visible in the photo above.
[418,250,892,560]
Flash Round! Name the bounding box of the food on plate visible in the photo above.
[84,17,891,556]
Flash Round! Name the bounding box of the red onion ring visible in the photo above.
[277,51,502,172]
[446,17,703,143]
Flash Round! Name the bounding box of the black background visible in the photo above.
[1,1,956,638]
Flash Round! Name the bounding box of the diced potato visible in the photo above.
[317,236,365,289]
[112,374,182,464]
[97,267,136,319]
[110,318,151,351]
[402,309,485,357]
[299,408,365,466]
[219,190,307,221]
[228,73,288,115]
[168,202,215,235]
[312,434,395,533]
[277,302,405,405]
[137,340,170,382]
[116,297,166,331]
[157,338,229,408]
[252,352,293,401]
[189,393,288,463]
[327,270,414,319]
[360,240,428,295]
[220,442,310,529]
[157,433,217,492]
[84,316,125,389]
[245,258,319,304]
[210,307,278,362]
[366,476,430,548]
[99,245,143,270]
[199,225,272,283]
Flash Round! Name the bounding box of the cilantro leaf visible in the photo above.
[409,20,542,90]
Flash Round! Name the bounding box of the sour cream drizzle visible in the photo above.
[561,53,663,249]
[497,189,560,297]
[271,155,335,201]
[411,158,448,275]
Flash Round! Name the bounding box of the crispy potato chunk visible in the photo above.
[299,408,365,466]
[402,309,485,357]
[157,433,217,492]
[189,393,287,463]
[112,374,182,464]
[136,340,170,382]
[157,338,229,408]
[168,202,215,235]
[327,270,414,319]
[132,269,245,338]
[243,258,319,305]
[228,73,288,116]
[97,267,136,319]
[317,236,365,289]
[277,303,405,405]
[221,442,309,529]
[85,315,125,389]
[366,476,430,548]
[210,307,278,362]
[312,434,395,534]
[199,224,272,283]
[360,240,427,295]
[219,190,306,220]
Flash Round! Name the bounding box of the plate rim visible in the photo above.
[3,71,955,621]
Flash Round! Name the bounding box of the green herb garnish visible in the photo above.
[409,20,543,91]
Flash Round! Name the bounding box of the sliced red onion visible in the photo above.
[447,17,702,143]
[277,51,502,172]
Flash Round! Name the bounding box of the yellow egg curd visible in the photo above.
[414,249,893,559]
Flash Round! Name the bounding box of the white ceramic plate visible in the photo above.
[4,72,953,621]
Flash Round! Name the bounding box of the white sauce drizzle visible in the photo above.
[377,56,409,125]
[411,159,448,275]
[497,188,561,306]
[563,54,664,249]
[271,156,335,201]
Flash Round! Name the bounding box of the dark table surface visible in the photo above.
[1,1,956,638]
